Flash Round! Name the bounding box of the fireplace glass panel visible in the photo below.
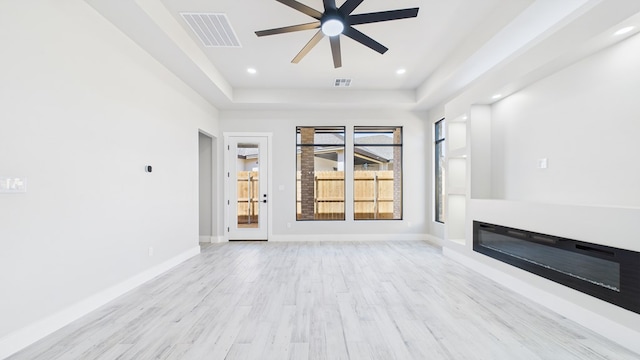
[477,230,620,291]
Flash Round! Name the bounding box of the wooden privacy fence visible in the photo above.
[296,170,396,220]
[297,171,345,220]
[237,171,259,224]
[354,170,395,219]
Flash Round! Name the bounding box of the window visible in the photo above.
[296,126,345,220]
[434,119,445,223]
[354,126,402,220]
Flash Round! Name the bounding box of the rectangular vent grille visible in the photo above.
[334,78,352,87]
[181,13,241,48]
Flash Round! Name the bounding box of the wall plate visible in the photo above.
[537,158,548,169]
[0,177,27,193]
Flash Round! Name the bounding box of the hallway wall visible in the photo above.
[0,0,219,352]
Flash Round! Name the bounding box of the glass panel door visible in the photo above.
[236,143,260,228]
[227,136,268,240]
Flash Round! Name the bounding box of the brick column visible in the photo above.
[300,128,315,220]
[393,128,402,219]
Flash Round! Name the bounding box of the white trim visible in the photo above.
[0,246,200,359]
[442,246,640,356]
[424,233,443,247]
[269,233,432,242]
[223,132,273,241]
[211,235,226,243]
[199,235,213,243]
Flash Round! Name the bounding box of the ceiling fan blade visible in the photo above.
[349,8,419,25]
[330,36,342,68]
[276,0,323,19]
[339,0,364,15]
[343,26,388,54]
[323,0,337,11]
[292,30,325,63]
[255,21,320,37]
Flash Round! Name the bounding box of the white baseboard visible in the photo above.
[0,246,201,360]
[201,235,226,243]
[442,246,640,356]
[211,235,226,243]
[200,236,226,243]
[424,234,442,247]
[268,233,431,242]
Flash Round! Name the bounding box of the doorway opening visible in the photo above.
[198,131,216,243]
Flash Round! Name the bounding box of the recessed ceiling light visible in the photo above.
[462,115,468,120]
[492,94,502,99]
[247,68,257,74]
[396,68,406,75]
[614,26,635,36]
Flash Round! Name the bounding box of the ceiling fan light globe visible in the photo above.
[321,19,344,37]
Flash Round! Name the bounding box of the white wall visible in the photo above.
[220,110,431,241]
[476,33,640,334]
[295,155,341,172]
[312,156,339,172]
[0,0,219,352]
[438,29,640,353]
[491,32,640,207]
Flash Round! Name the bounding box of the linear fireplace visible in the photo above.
[473,221,640,314]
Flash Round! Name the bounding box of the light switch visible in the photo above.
[0,177,27,193]
[537,158,548,169]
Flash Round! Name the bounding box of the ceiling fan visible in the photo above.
[255,0,419,68]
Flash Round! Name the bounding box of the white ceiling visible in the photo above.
[85,0,640,111]
[160,0,529,90]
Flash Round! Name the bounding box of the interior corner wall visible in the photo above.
[491,32,640,207]
[0,0,219,346]
[220,110,430,241]
[457,30,640,347]
[480,28,640,271]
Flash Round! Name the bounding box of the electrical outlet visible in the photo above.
[148,247,154,257]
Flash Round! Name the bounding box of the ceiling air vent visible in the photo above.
[181,13,241,48]
[334,78,352,87]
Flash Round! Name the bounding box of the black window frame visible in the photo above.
[434,119,445,224]
[295,126,346,221]
[353,126,403,221]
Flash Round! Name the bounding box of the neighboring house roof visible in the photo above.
[354,134,394,145]
[297,132,345,145]
[240,134,396,162]
[306,133,396,162]
[354,135,395,162]
[237,147,259,159]
[354,148,391,164]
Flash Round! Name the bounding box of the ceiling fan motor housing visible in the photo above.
[321,12,345,36]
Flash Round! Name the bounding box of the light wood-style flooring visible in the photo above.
[9,241,638,359]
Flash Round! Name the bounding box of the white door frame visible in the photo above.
[224,133,272,241]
